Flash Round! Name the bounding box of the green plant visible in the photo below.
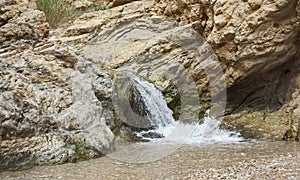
[35,0,81,28]
[99,4,107,11]
[89,3,107,12]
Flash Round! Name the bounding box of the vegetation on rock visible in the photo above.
[34,0,107,28]
[35,0,81,28]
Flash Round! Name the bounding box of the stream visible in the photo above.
[1,72,300,179]
[1,141,300,179]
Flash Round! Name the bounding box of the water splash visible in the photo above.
[119,72,243,144]
[185,111,243,144]
[136,111,243,144]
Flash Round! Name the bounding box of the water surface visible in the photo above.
[1,141,299,179]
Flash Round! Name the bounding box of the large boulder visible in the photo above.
[0,0,114,170]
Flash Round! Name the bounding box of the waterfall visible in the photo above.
[115,72,243,144]
[113,71,175,130]
[128,73,175,127]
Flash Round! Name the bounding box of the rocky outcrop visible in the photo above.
[64,0,133,10]
[153,0,300,112]
[0,0,114,170]
[60,0,154,47]
[222,110,299,140]
[60,0,300,139]
[60,1,224,119]
[153,0,300,139]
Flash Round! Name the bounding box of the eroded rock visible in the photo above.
[61,0,300,112]
[59,0,300,141]
[0,0,114,170]
[223,110,300,140]
[153,0,300,112]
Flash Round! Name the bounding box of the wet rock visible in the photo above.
[140,132,164,139]
[222,110,300,140]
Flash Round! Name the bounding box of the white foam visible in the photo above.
[127,72,243,145]
[185,115,243,144]
[136,111,243,144]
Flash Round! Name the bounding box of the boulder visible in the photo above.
[0,0,114,170]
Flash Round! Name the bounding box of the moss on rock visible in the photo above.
[222,110,300,140]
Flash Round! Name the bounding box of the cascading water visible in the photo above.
[129,73,175,127]
[117,72,243,144]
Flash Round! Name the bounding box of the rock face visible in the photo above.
[154,0,300,138]
[153,0,300,112]
[157,0,300,139]
[61,0,300,137]
[0,0,114,170]
[60,0,154,47]
[64,0,133,10]
[61,1,226,120]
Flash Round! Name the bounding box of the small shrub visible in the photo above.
[35,0,81,28]
[89,4,107,12]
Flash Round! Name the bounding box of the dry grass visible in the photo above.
[35,0,82,28]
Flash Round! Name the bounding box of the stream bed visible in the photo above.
[1,141,300,179]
